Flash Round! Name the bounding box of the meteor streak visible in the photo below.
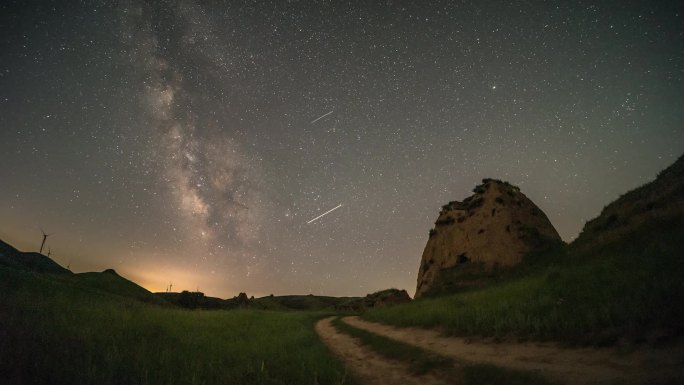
[306,204,343,224]
[310,110,333,124]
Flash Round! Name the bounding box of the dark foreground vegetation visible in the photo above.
[0,265,355,385]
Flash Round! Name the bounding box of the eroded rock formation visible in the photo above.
[416,179,561,298]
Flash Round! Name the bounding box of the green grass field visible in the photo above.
[363,218,684,345]
[0,267,356,385]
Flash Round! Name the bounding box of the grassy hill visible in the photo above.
[74,269,166,304]
[363,156,684,346]
[0,238,375,313]
[152,291,364,311]
[573,154,684,250]
[252,294,362,311]
[0,260,355,385]
[155,290,237,309]
[0,239,167,304]
[0,239,72,274]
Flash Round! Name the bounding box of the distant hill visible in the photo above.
[74,269,165,304]
[252,294,361,311]
[336,289,411,311]
[0,239,165,304]
[0,239,71,275]
[152,292,366,311]
[155,291,243,309]
[155,289,411,311]
[0,238,409,312]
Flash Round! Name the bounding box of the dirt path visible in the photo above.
[314,317,457,385]
[343,316,684,385]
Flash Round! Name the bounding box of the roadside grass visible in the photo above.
[332,317,552,385]
[0,267,356,385]
[363,219,684,345]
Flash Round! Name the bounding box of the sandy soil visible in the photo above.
[343,316,684,385]
[314,317,459,385]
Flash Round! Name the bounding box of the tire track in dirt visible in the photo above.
[315,317,458,385]
[343,316,684,385]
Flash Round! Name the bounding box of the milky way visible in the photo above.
[124,2,269,256]
[1,1,683,297]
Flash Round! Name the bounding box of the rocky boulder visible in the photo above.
[416,179,561,298]
[363,288,411,307]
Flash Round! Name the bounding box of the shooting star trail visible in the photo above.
[307,204,343,224]
[310,110,333,124]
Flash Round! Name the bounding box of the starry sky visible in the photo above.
[1,1,683,298]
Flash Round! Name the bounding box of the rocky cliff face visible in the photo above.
[415,179,561,298]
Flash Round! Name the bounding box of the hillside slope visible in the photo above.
[365,155,684,345]
[0,239,71,275]
[0,239,164,304]
[75,269,164,304]
[574,154,684,249]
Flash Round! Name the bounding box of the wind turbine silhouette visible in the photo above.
[39,228,53,255]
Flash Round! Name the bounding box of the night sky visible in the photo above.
[1,1,682,298]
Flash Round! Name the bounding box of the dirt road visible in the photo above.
[314,317,458,385]
[343,316,684,385]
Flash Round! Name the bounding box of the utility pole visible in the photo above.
[47,247,51,257]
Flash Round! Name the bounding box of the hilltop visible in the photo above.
[0,239,72,275]
[574,154,684,249]
[0,239,164,304]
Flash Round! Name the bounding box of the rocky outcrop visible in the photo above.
[363,289,411,307]
[416,179,561,298]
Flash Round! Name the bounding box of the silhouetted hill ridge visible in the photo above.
[0,239,165,304]
[0,239,71,274]
[75,270,163,304]
[573,154,684,249]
